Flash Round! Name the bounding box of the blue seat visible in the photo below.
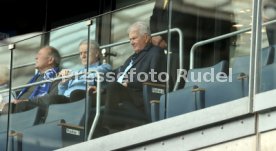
[20,120,64,151]
[0,130,22,151]
[0,107,40,151]
[232,45,274,75]
[13,100,86,151]
[160,85,200,119]
[0,131,9,151]
[0,107,40,133]
[259,45,276,92]
[231,55,250,75]
[260,63,276,92]
[201,73,249,107]
[151,60,228,121]
[228,46,275,94]
[185,60,228,88]
[45,99,85,125]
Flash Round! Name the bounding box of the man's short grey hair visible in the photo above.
[127,21,151,36]
[43,46,61,67]
[79,40,100,53]
[79,40,101,61]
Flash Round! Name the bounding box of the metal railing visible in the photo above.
[0,70,102,140]
[11,28,183,91]
[189,19,276,70]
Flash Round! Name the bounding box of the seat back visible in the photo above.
[260,45,276,92]
[260,62,276,92]
[0,107,40,133]
[0,132,8,151]
[21,120,64,151]
[160,86,199,119]
[152,60,228,121]
[232,45,275,75]
[0,107,40,151]
[45,99,85,125]
[185,60,228,88]
[202,73,249,107]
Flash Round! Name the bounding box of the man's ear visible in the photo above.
[145,34,150,43]
[48,56,54,65]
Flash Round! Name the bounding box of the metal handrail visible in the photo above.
[0,70,102,135]
[87,70,101,140]
[98,28,183,91]
[0,70,98,93]
[0,69,102,139]
[189,19,276,69]
[11,28,183,90]
[1,69,102,138]
[2,28,184,140]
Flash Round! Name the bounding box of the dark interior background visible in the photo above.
[0,0,143,38]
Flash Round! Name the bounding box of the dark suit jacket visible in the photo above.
[115,44,165,91]
[102,44,165,123]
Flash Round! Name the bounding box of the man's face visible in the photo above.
[129,30,149,53]
[35,48,52,73]
[79,44,98,66]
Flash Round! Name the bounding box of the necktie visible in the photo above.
[117,60,133,83]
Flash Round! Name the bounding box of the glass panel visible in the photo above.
[164,0,252,119]
[0,45,11,151]
[258,0,276,93]
[92,0,167,135]
[0,0,260,149]
[49,18,98,144]
[5,21,93,149]
[1,1,161,149]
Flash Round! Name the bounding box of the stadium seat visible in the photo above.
[20,120,64,151]
[185,60,228,88]
[201,73,249,107]
[232,45,275,75]
[0,107,40,151]
[162,85,200,119]
[45,99,85,125]
[151,60,228,121]
[0,107,40,133]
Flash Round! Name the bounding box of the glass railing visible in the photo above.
[1,0,273,150]
[254,0,276,111]
[0,45,11,151]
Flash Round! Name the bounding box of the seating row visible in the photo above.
[0,99,86,151]
[149,45,276,122]
[1,45,276,150]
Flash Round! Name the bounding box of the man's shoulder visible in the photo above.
[96,63,112,72]
[147,45,164,55]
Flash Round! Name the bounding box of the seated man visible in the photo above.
[101,21,165,130]
[2,46,61,113]
[58,40,111,102]
[13,40,111,113]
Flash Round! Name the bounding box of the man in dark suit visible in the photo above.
[102,21,165,130]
